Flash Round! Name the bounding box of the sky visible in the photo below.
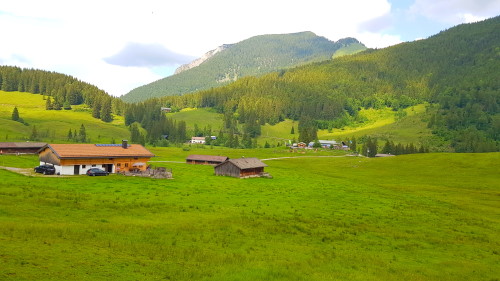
[1,0,499,97]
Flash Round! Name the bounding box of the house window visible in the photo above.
[125,163,129,167]
[117,163,121,167]
[92,164,96,167]
[82,165,86,168]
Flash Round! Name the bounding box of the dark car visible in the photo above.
[86,168,109,176]
[34,164,56,175]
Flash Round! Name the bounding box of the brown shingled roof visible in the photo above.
[219,157,267,169]
[0,142,47,148]
[45,144,155,159]
[186,154,228,162]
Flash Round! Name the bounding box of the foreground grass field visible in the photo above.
[0,150,498,280]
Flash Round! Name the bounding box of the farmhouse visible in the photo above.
[37,140,155,175]
[308,140,349,150]
[190,137,206,144]
[186,155,228,165]
[0,142,47,154]
[214,157,269,178]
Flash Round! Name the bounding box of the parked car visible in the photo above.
[86,168,109,176]
[34,164,56,175]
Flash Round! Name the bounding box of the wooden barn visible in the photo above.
[186,155,228,165]
[37,140,154,175]
[214,157,269,178]
[0,142,47,154]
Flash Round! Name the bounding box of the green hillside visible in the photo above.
[150,16,499,152]
[1,151,499,280]
[121,33,366,102]
[0,91,129,143]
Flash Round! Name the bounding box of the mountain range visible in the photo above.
[121,32,366,102]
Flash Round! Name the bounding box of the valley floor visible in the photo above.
[0,151,498,280]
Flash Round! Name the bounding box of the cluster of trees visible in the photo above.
[429,87,499,152]
[45,96,71,110]
[124,100,188,146]
[66,125,87,143]
[356,136,429,157]
[0,66,124,123]
[381,140,429,155]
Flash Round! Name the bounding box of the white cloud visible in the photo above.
[409,0,500,24]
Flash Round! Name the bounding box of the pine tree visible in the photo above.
[100,99,113,122]
[53,99,62,110]
[130,123,141,143]
[11,107,19,121]
[67,129,73,141]
[382,140,393,154]
[290,126,295,134]
[30,126,38,141]
[92,100,101,119]
[63,100,72,110]
[45,97,53,110]
[350,137,357,152]
[79,124,87,143]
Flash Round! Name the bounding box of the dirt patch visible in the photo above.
[0,166,63,177]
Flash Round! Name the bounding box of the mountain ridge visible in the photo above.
[121,32,366,102]
[174,44,234,75]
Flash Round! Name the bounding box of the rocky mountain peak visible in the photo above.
[175,44,234,75]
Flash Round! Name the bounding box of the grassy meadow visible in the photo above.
[0,91,129,143]
[0,149,499,280]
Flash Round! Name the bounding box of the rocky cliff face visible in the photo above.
[175,44,233,74]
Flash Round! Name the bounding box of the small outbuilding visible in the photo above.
[186,154,228,165]
[0,142,47,154]
[214,157,269,178]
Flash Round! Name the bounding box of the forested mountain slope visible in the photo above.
[121,32,366,102]
[141,16,499,152]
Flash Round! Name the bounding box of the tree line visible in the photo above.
[0,66,123,123]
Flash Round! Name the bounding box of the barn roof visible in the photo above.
[186,154,228,162]
[0,142,47,149]
[41,144,155,159]
[219,157,268,169]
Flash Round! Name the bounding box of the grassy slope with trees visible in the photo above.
[122,33,366,102]
[146,16,499,152]
[0,151,498,280]
[0,91,129,143]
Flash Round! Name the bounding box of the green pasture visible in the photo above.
[167,108,223,132]
[0,150,498,280]
[148,146,348,162]
[0,91,129,143]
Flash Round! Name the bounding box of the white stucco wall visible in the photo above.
[39,161,112,175]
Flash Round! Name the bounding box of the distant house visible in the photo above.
[375,153,396,157]
[307,140,349,150]
[161,107,172,113]
[0,142,47,154]
[186,155,228,165]
[37,140,155,175]
[297,142,307,148]
[308,140,337,148]
[190,137,206,144]
[214,157,269,178]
